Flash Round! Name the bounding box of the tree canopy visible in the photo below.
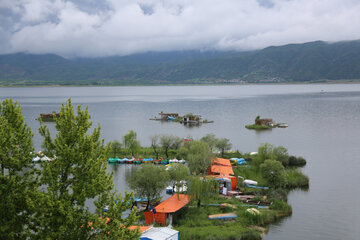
[168,163,190,193]
[215,138,232,157]
[37,99,138,239]
[180,140,213,175]
[127,164,169,210]
[187,176,219,207]
[0,99,38,239]
[123,130,140,157]
[160,135,183,158]
[200,133,217,152]
[260,159,286,188]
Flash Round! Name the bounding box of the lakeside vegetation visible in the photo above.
[0,98,309,239]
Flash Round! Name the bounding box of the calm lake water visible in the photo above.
[1,84,360,240]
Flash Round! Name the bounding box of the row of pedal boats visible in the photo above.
[108,157,186,164]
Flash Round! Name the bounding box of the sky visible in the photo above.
[1,0,360,58]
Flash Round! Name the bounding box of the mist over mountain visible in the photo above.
[1,40,360,86]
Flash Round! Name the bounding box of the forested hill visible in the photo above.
[1,40,360,86]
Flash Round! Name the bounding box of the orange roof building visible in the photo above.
[210,165,234,177]
[213,158,232,166]
[155,194,190,213]
[209,158,234,177]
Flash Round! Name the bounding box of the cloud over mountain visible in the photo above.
[1,0,360,57]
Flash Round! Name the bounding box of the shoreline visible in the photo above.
[1,79,360,88]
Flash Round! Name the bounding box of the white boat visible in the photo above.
[244,179,258,186]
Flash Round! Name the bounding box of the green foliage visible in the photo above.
[200,133,217,152]
[187,176,218,207]
[92,192,140,240]
[150,134,161,159]
[0,99,39,239]
[215,138,232,157]
[255,143,275,166]
[267,189,288,202]
[123,130,140,157]
[126,164,169,210]
[160,135,183,158]
[245,124,271,130]
[285,169,309,188]
[37,99,136,239]
[168,163,190,191]
[269,200,292,213]
[288,155,307,167]
[108,140,122,157]
[260,160,286,188]
[255,115,261,125]
[273,146,289,167]
[180,140,213,175]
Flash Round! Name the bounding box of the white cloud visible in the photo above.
[1,0,360,57]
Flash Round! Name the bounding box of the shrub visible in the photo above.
[285,169,309,188]
[260,159,286,188]
[269,200,292,213]
[241,229,262,240]
[288,156,307,167]
[267,189,288,202]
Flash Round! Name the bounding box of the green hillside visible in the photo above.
[1,40,360,86]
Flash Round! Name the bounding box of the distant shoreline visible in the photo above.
[1,79,360,88]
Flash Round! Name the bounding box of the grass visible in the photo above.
[172,196,293,240]
[245,124,272,130]
[285,169,309,188]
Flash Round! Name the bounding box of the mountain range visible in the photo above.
[1,40,360,86]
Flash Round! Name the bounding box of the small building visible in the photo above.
[182,114,203,123]
[159,112,179,120]
[208,158,237,192]
[257,118,274,126]
[140,227,179,240]
[145,194,190,226]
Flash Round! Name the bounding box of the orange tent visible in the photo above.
[155,194,190,213]
[210,165,234,176]
[213,158,232,166]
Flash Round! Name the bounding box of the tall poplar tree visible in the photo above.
[0,99,38,239]
[37,99,138,239]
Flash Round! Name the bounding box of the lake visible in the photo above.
[1,84,360,240]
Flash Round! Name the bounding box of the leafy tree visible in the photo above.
[160,135,182,158]
[108,140,122,157]
[0,99,39,239]
[38,99,137,239]
[273,146,289,166]
[200,133,217,152]
[187,176,218,207]
[255,115,261,125]
[167,163,190,193]
[260,159,286,188]
[180,140,213,175]
[92,192,140,240]
[123,130,140,157]
[127,164,169,210]
[150,135,161,159]
[215,138,232,157]
[288,155,307,167]
[255,143,275,166]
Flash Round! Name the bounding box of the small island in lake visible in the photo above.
[150,112,213,125]
[245,115,288,130]
[37,112,60,122]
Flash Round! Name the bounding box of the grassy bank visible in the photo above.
[245,124,272,130]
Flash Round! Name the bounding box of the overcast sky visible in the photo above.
[1,0,360,58]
